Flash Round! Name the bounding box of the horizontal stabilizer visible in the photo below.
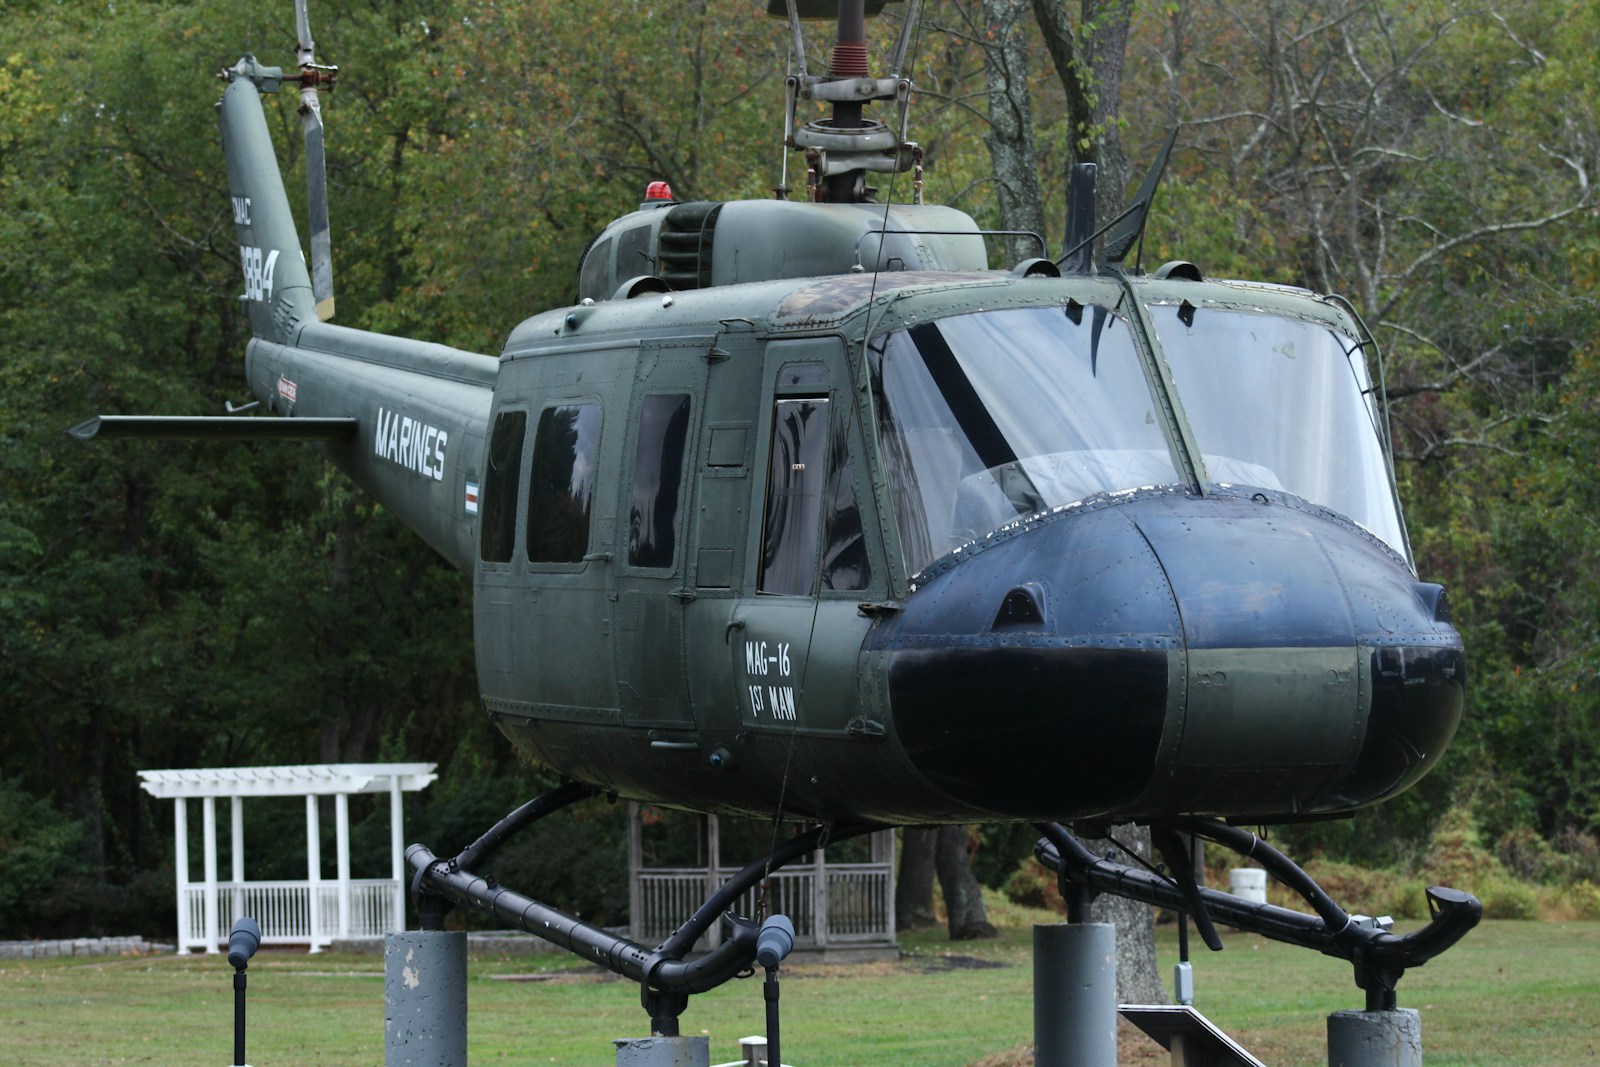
[67,415,359,442]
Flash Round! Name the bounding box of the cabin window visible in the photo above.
[628,393,692,568]
[821,411,871,591]
[759,397,830,595]
[479,409,527,563]
[527,402,601,563]
[579,236,613,302]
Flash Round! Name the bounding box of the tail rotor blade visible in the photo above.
[304,105,334,320]
[295,0,335,320]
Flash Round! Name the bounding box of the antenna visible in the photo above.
[294,0,337,320]
[1103,126,1179,269]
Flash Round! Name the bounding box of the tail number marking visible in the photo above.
[375,407,448,482]
[239,245,279,303]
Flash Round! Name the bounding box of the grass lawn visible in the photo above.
[2,917,1596,1066]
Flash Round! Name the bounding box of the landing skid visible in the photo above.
[405,782,880,1036]
[1034,818,1483,1012]
[399,790,1482,1064]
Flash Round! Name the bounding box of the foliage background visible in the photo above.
[1,0,1596,936]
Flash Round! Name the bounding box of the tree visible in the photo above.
[935,825,1000,940]
[895,827,939,929]
[1032,0,1135,219]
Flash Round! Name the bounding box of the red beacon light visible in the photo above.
[642,181,675,208]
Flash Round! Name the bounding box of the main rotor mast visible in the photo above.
[779,0,922,203]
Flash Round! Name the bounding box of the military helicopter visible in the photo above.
[74,0,1479,1032]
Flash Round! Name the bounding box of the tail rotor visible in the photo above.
[294,0,337,321]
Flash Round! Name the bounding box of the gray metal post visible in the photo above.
[386,930,468,1067]
[1034,923,1117,1067]
[613,1036,711,1067]
[1328,1008,1422,1067]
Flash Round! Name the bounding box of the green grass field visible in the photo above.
[3,919,1597,1066]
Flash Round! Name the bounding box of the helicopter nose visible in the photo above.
[880,489,1463,822]
[1124,493,1463,817]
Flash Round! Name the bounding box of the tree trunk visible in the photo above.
[981,0,1048,264]
[977,1,1163,997]
[896,827,939,930]
[1084,823,1167,1005]
[1031,0,1136,224]
[935,824,999,940]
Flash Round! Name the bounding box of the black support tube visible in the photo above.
[454,781,597,871]
[408,843,758,994]
[656,821,877,960]
[407,819,881,998]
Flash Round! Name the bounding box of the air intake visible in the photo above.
[657,201,723,291]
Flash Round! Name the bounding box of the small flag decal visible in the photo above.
[464,481,480,515]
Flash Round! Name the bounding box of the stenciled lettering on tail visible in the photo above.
[239,244,279,303]
[374,406,448,481]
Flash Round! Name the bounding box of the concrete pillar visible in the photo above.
[1328,1008,1422,1067]
[385,931,467,1067]
[613,1036,710,1067]
[230,796,246,923]
[202,796,219,954]
[306,794,323,953]
[174,799,190,955]
[390,777,406,932]
[1034,923,1117,1067]
[336,792,352,940]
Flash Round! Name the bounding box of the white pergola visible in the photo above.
[138,763,436,954]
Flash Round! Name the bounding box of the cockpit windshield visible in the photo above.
[1149,303,1407,557]
[870,306,1179,576]
[870,301,1408,579]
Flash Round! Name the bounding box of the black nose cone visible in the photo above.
[874,489,1464,822]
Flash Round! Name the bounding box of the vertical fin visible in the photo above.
[218,60,316,343]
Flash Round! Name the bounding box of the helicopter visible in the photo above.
[73,0,1479,1033]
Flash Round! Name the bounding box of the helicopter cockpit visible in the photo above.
[869,296,1407,579]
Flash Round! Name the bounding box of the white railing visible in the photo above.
[180,878,400,951]
[636,862,892,947]
[826,864,892,942]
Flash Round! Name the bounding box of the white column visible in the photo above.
[705,814,722,949]
[335,792,352,940]
[881,829,897,941]
[390,776,405,933]
[202,796,219,954]
[628,802,643,942]
[814,842,829,948]
[174,799,191,955]
[230,796,245,923]
[306,794,323,953]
